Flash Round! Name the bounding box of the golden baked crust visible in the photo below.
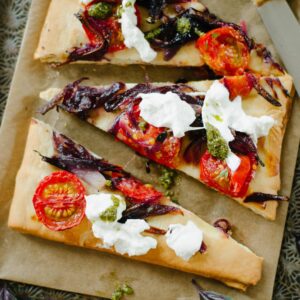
[34,0,205,66]
[253,0,270,6]
[8,119,263,290]
[40,74,294,220]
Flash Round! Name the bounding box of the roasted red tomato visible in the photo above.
[200,150,254,198]
[82,16,125,53]
[113,103,181,168]
[222,74,254,100]
[106,18,126,53]
[33,171,86,231]
[114,177,163,204]
[196,27,250,76]
[83,2,141,53]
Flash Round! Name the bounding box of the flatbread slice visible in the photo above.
[8,118,263,291]
[34,0,284,76]
[40,74,294,220]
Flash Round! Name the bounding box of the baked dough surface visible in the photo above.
[8,119,263,290]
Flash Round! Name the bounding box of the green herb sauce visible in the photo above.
[125,1,133,7]
[105,180,113,188]
[206,123,229,161]
[145,27,162,40]
[195,28,205,37]
[211,32,220,39]
[138,120,147,131]
[100,195,120,222]
[159,167,176,190]
[88,2,113,19]
[177,17,191,35]
[112,283,134,300]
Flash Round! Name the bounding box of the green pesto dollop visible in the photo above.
[138,120,147,131]
[206,123,229,161]
[145,27,162,40]
[100,195,120,222]
[105,179,113,188]
[195,28,205,37]
[112,283,134,300]
[177,17,191,35]
[159,167,176,190]
[88,2,113,19]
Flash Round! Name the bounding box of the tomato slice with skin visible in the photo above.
[196,27,250,76]
[200,150,254,198]
[114,177,163,204]
[113,103,181,168]
[222,74,254,100]
[33,171,86,231]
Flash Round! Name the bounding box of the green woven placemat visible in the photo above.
[0,0,299,299]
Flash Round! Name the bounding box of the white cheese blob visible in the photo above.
[202,81,275,172]
[85,193,157,256]
[226,152,241,173]
[80,0,93,5]
[85,193,126,222]
[139,92,203,138]
[120,0,157,62]
[166,221,203,261]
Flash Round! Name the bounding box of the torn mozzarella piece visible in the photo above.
[202,81,275,172]
[225,152,241,173]
[120,0,157,62]
[85,193,157,256]
[80,0,93,5]
[139,91,203,138]
[85,193,125,222]
[166,221,203,261]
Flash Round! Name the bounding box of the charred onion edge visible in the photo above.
[213,218,232,237]
[119,202,183,223]
[247,73,282,107]
[38,77,89,115]
[145,226,167,235]
[199,241,207,254]
[244,192,289,203]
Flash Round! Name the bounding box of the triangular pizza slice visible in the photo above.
[8,119,263,290]
[40,74,293,219]
[35,0,284,77]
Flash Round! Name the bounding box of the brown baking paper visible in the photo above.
[0,0,299,299]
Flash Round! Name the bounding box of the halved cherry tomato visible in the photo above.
[33,171,86,231]
[106,18,126,52]
[200,150,254,197]
[222,74,254,100]
[196,27,250,76]
[114,177,162,204]
[113,103,181,168]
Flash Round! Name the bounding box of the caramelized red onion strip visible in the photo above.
[244,192,289,203]
[119,202,182,223]
[145,227,167,235]
[39,78,200,116]
[213,218,232,236]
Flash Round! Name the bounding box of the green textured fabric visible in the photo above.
[0,0,299,299]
